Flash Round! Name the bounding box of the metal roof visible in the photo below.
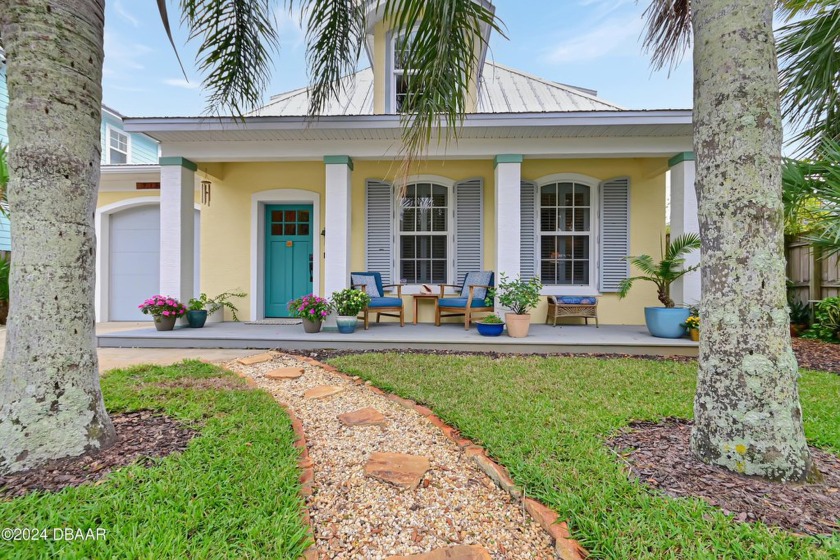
[250,62,623,117]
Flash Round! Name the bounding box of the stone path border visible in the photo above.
[222,351,588,560]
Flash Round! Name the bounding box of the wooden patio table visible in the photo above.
[412,293,440,324]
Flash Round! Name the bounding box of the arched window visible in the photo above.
[540,182,594,286]
[398,183,449,283]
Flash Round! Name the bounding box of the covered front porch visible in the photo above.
[97,322,698,356]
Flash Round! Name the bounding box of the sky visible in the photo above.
[103,0,694,117]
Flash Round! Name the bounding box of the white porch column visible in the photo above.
[323,156,353,295]
[323,156,353,331]
[669,152,701,306]
[494,155,522,279]
[159,157,196,304]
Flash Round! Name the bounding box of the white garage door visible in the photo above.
[108,206,200,321]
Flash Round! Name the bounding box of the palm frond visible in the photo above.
[640,0,692,72]
[777,0,830,21]
[180,0,280,115]
[618,275,662,299]
[626,254,660,277]
[302,0,365,115]
[790,138,840,256]
[665,232,701,261]
[778,6,840,157]
[381,0,504,172]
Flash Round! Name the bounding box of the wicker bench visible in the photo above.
[546,295,599,327]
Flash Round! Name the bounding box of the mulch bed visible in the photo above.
[793,337,840,374]
[295,340,840,375]
[0,411,196,499]
[608,418,840,536]
[290,347,697,364]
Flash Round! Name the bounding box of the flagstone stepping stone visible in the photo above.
[385,545,491,560]
[237,353,275,365]
[338,407,386,426]
[265,367,305,380]
[303,385,345,400]
[364,452,430,490]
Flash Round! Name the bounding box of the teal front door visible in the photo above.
[265,205,314,317]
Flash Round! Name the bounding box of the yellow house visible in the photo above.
[95,2,697,326]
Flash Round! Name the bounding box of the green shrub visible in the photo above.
[804,297,840,342]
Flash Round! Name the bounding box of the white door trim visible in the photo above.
[251,189,322,321]
[95,197,201,322]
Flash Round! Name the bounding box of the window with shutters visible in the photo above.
[398,182,451,284]
[107,126,130,164]
[539,181,597,287]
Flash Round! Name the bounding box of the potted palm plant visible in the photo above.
[618,233,701,338]
[489,274,543,338]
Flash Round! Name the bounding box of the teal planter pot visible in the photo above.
[644,307,690,338]
[186,310,208,328]
[476,322,504,336]
[336,316,358,334]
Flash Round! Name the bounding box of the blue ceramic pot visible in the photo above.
[336,315,358,334]
[476,322,504,336]
[644,307,691,338]
[186,310,208,328]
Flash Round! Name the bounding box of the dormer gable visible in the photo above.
[362,0,495,114]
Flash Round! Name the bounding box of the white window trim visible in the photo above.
[106,124,131,165]
[388,30,419,114]
[535,173,600,296]
[392,175,456,292]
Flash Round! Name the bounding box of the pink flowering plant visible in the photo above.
[139,295,188,320]
[287,294,332,321]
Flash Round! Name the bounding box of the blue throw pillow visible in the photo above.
[351,274,381,298]
[557,296,597,305]
[461,271,492,300]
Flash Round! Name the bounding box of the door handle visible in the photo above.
[309,254,313,282]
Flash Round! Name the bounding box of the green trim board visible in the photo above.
[668,152,695,167]
[159,156,198,171]
[494,154,524,167]
[323,155,354,170]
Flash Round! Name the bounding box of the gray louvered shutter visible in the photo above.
[600,177,630,292]
[454,179,483,285]
[366,180,393,285]
[520,181,537,280]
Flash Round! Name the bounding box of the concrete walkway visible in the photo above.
[0,324,254,372]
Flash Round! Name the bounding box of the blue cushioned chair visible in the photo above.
[350,272,405,329]
[435,271,495,330]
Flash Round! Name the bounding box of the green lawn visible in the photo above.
[330,353,840,560]
[0,361,309,560]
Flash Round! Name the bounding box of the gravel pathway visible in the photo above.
[226,353,555,560]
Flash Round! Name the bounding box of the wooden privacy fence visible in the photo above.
[786,235,840,305]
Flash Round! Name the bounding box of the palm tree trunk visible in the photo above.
[0,0,114,474]
[690,0,815,481]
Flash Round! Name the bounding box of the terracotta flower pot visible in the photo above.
[302,317,322,333]
[505,313,531,338]
[154,315,177,331]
